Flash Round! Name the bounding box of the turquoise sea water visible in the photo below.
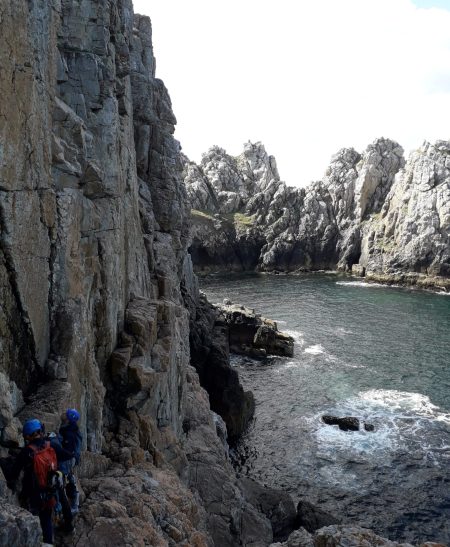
[201,273,450,544]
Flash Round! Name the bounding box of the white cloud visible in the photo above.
[132,0,450,186]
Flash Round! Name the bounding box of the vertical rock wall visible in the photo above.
[0,2,283,545]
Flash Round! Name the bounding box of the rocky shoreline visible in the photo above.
[198,269,450,294]
[184,141,450,286]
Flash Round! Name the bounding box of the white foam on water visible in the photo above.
[313,389,450,462]
[359,389,450,422]
[336,281,386,288]
[315,414,399,456]
[282,360,304,370]
[284,329,305,347]
[304,344,325,355]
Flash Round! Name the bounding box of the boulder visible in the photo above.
[322,416,360,431]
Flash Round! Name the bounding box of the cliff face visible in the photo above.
[0,2,281,545]
[359,141,450,280]
[185,140,449,288]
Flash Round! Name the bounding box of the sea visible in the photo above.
[200,273,450,545]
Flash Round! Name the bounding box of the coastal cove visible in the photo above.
[201,273,450,545]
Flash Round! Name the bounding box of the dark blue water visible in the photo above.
[201,273,450,544]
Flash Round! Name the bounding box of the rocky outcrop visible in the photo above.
[321,416,360,432]
[219,301,294,358]
[0,2,281,545]
[188,293,256,443]
[184,140,450,289]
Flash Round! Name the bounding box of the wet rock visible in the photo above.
[296,500,341,533]
[322,416,360,431]
[364,423,375,432]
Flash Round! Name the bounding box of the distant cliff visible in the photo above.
[184,140,450,290]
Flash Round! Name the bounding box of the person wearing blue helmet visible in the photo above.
[9,418,75,545]
[59,408,82,515]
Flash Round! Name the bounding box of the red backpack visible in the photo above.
[29,441,58,489]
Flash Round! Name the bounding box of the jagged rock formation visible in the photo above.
[0,2,291,545]
[218,301,294,358]
[358,141,450,284]
[184,140,450,289]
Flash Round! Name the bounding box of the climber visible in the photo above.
[58,408,82,515]
[9,418,75,545]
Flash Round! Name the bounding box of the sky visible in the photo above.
[132,0,450,187]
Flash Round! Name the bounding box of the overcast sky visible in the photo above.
[133,0,450,187]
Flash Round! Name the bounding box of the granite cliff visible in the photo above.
[0,2,292,545]
[185,141,450,290]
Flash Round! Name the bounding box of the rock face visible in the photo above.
[188,293,256,443]
[0,2,280,545]
[184,140,450,289]
[359,141,450,284]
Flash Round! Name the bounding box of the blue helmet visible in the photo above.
[22,418,43,437]
[66,408,80,423]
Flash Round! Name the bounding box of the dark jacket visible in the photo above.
[59,423,82,464]
[10,437,73,509]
